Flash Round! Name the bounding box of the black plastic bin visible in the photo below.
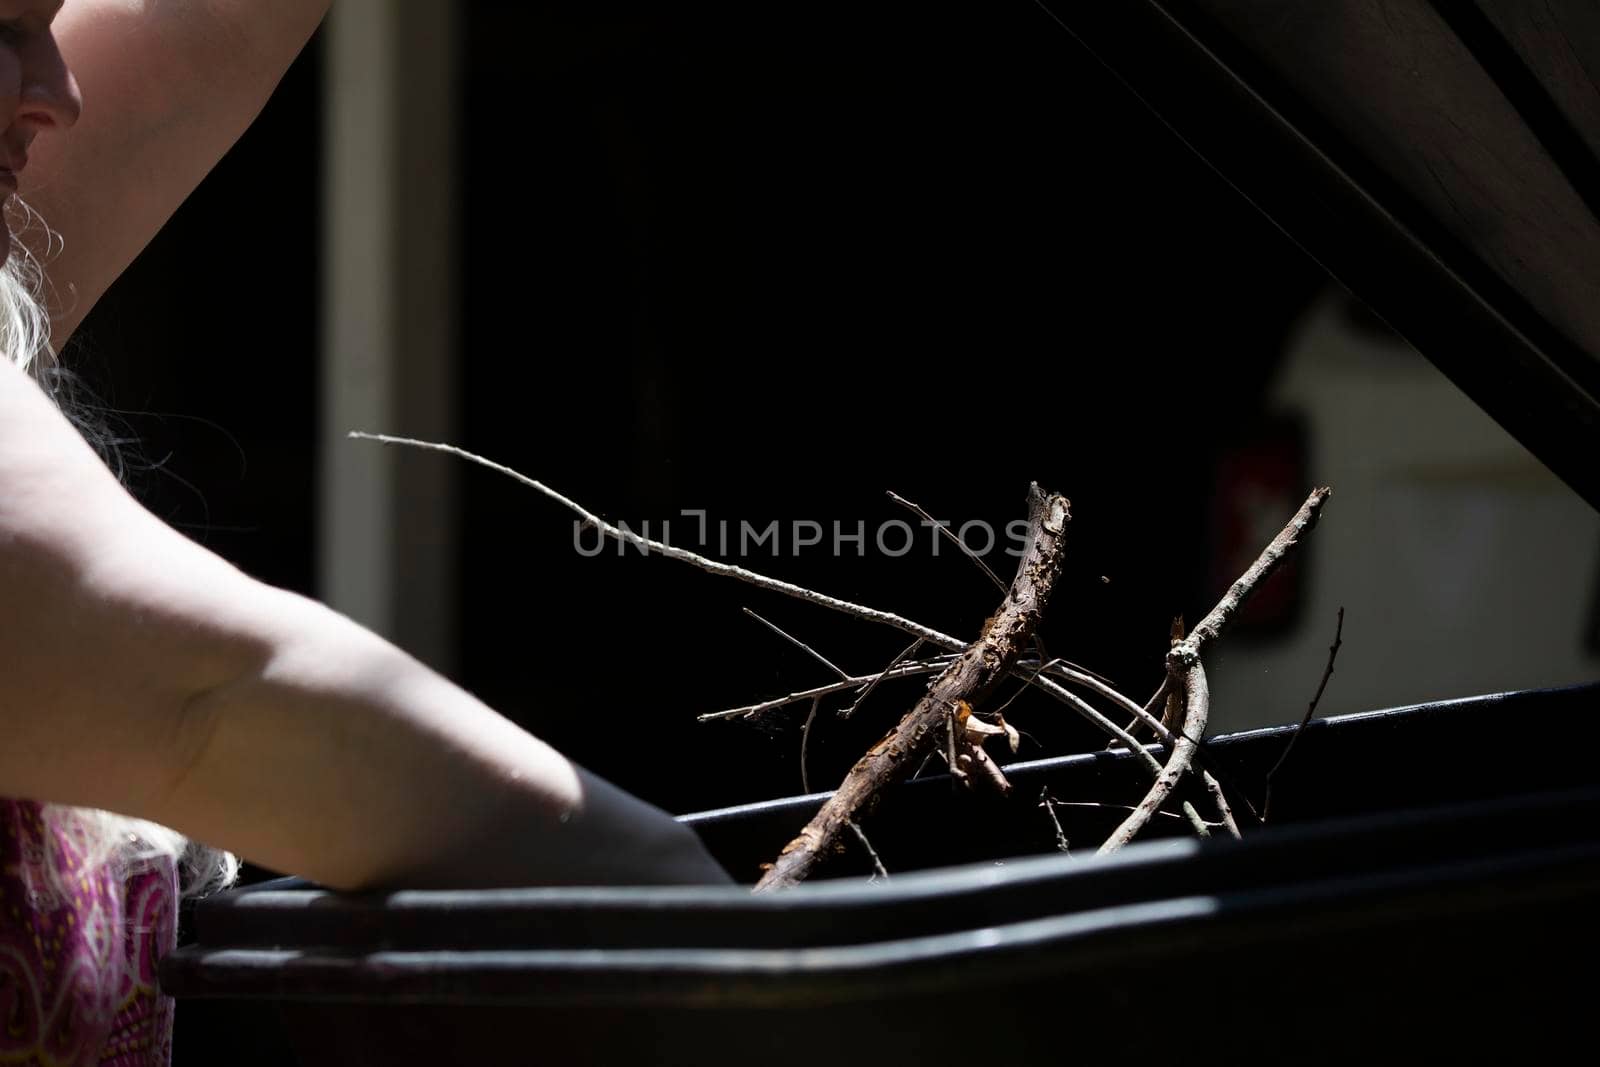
[163,683,1600,1064]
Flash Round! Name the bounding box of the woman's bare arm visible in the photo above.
[19,0,333,345]
[0,356,731,889]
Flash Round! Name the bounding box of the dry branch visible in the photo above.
[754,485,1071,890]
[1099,655,1210,853]
[848,820,890,880]
[1099,488,1331,852]
[1189,488,1332,653]
[349,431,963,650]
[1039,789,1071,854]
[743,608,851,681]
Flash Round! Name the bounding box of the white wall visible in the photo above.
[1207,287,1600,732]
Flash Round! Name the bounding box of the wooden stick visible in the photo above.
[349,431,963,650]
[1188,488,1332,653]
[698,659,956,721]
[839,639,925,720]
[1099,654,1209,853]
[755,485,1071,890]
[1039,789,1071,854]
[1099,488,1331,852]
[848,820,890,880]
[742,608,851,680]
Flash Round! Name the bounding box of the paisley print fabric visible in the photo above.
[0,801,177,1066]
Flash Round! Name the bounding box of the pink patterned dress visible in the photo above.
[0,801,178,1066]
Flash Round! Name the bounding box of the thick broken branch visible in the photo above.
[754,485,1071,891]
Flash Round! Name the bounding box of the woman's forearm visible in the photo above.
[151,585,731,890]
[4,358,728,890]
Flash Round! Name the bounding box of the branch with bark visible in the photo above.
[753,484,1071,891]
[1099,487,1332,852]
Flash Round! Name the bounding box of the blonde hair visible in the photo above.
[2,199,239,897]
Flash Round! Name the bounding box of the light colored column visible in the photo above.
[319,0,459,672]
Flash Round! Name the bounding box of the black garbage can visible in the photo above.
[162,683,1600,1064]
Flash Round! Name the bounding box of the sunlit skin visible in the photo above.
[0,0,734,891]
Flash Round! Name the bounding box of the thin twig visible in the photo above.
[1024,674,1165,777]
[1117,678,1173,743]
[946,702,962,787]
[847,820,890,880]
[697,659,955,721]
[1262,607,1345,823]
[1188,488,1332,653]
[887,490,1007,595]
[991,653,1051,721]
[1204,771,1243,839]
[1053,658,1118,689]
[742,609,846,795]
[839,639,925,720]
[1039,789,1071,854]
[1042,799,1191,822]
[800,696,821,794]
[1041,661,1172,746]
[743,608,850,680]
[350,432,964,650]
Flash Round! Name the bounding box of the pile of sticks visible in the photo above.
[354,432,1334,890]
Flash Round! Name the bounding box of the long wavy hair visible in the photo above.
[1,199,238,898]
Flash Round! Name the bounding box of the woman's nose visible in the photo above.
[16,35,81,133]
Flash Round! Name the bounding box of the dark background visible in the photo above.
[77,2,1324,840]
[57,6,1590,1063]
